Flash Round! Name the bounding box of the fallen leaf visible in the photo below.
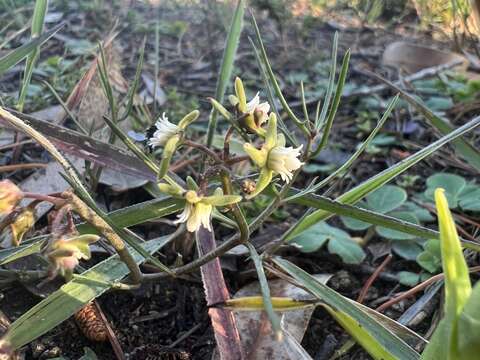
[382,41,468,74]
[232,275,331,360]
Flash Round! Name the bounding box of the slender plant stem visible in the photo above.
[183,139,223,163]
[23,192,65,207]
[220,171,249,243]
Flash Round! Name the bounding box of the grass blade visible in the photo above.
[251,13,309,136]
[17,0,48,111]
[0,236,173,352]
[314,49,350,154]
[283,188,480,252]
[316,32,338,128]
[0,22,63,76]
[273,258,420,360]
[291,95,398,198]
[206,0,245,147]
[286,114,480,240]
[246,243,282,340]
[422,189,472,360]
[249,38,298,146]
[371,72,480,172]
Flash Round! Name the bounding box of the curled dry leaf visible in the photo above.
[382,41,468,74]
[230,275,331,360]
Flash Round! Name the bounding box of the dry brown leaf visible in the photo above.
[382,41,468,74]
[231,275,331,360]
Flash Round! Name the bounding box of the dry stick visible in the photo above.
[93,301,126,360]
[0,163,47,172]
[376,265,480,313]
[292,59,464,107]
[0,140,33,151]
[357,254,393,304]
[182,139,223,163]
[196,226,244,360]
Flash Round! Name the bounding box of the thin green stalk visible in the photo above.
[251,13,310,137]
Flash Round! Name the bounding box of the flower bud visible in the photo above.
[10,208,35,246]
[44,234,99,278]
[0,180,23,215]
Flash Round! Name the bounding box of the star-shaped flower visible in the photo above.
[243,113,303,198]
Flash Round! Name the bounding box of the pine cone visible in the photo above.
[74,303,108,342]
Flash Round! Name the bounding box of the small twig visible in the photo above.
[182,139,223,163]
[0,140,33,151]
[0,163,47,172]
[357,254,392,304]
[167,323,202,348]
[94,301,126,360]
[376,265,480,313]
[23,192,66,207]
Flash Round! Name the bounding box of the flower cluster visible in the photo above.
[149,77,304,232]
[42,233,99,278]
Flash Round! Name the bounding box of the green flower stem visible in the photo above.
[220,171,249,243]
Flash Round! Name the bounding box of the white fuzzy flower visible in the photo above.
[267,145,304,182]
[174,191,213,232]
[148,113,181,148]
[246,92,270,125]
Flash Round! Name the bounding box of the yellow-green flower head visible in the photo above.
[44,234,99,277]
[230,77,270,136]
[148,113,181,148]
[174,188,242,233]
[0,180,23,216]
[10,208,35,246]
[243,113,303,199]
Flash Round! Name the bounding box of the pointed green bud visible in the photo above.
[244,143,268,167]
[245,168,273,200]
[178,110,200,129]
[209,98,232,120]
[265,113,278,150]
[203,194,242,206]
[10,208,35,246]
[185,190,202,204]
[228,95,239,106]
[158,183,184,196]
[213,187,224,197]
[158,134,181,179]
[235,77,247,113]
[186,176,199,191]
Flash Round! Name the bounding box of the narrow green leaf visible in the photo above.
[249,38,298,146]
[0,195,184,265]
[0,236,172,351]
[316,49,350,152]
[280,187,480,252]
[273,258,420,360]
[289,95,398,199]
[121,38,145,120]
[206,0,245,147]
[376,74,480,171]
[246,243,282,339]
[322,304,396,360]
[421,189,473,360]
[17,0,48,111]
[0,23,63,76]
[286,115,480,240]
[251,14,309,136]
[316,32,338,128]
